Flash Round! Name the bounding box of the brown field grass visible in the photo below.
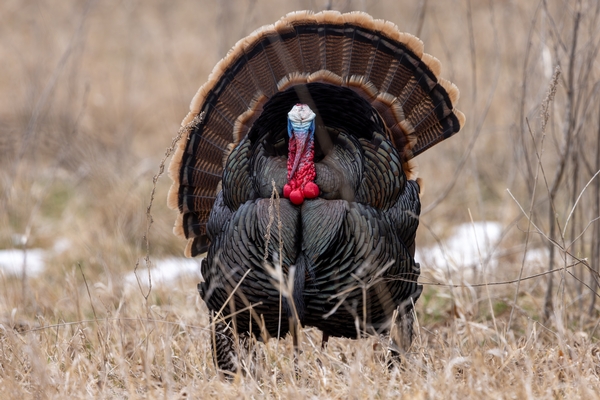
[1,0,599,398]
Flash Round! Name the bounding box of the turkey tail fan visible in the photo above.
[168,10,465,256]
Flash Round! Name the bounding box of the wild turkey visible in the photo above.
[168,10,464,373]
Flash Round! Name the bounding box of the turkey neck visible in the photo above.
[284,104,319,205]
[287,132,315,186]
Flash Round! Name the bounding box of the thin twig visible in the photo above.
[562,168,600,238]
[423,0,499,214]
[78,263,106,360]
[509,67,560,328]
[419,259,587,288]
[414,0,428,38]
[135,113,200,301]
[468,208,499,339]
[543,4,582,322]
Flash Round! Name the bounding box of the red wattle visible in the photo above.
[303,182,319,199]
[286,133,321,205]
[289,189,304,205]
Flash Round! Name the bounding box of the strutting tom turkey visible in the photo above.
[168,10,465,373]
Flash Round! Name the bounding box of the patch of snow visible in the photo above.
[0,248,46,276]
[415,221,553,281]
[416,221,503,272]
[523,247,548,266]
[125,257,203,287]
[0,240,205,287]
[52,238,72,254]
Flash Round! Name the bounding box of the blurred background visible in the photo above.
[1,0,598,336]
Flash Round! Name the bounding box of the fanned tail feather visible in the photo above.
[168,10,464,255]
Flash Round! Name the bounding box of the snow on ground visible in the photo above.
[1,221,549,284]
[415,221,503,273]
[415,221,551,282]
[0,248,46,276]
[0,238,72,277]
[124,257,203,288]
[0,240,202,289]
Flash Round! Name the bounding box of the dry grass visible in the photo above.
[1,0,599,398]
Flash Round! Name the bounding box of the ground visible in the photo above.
[1,0,599,398]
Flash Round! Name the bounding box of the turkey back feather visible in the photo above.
[168,9,464,256]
